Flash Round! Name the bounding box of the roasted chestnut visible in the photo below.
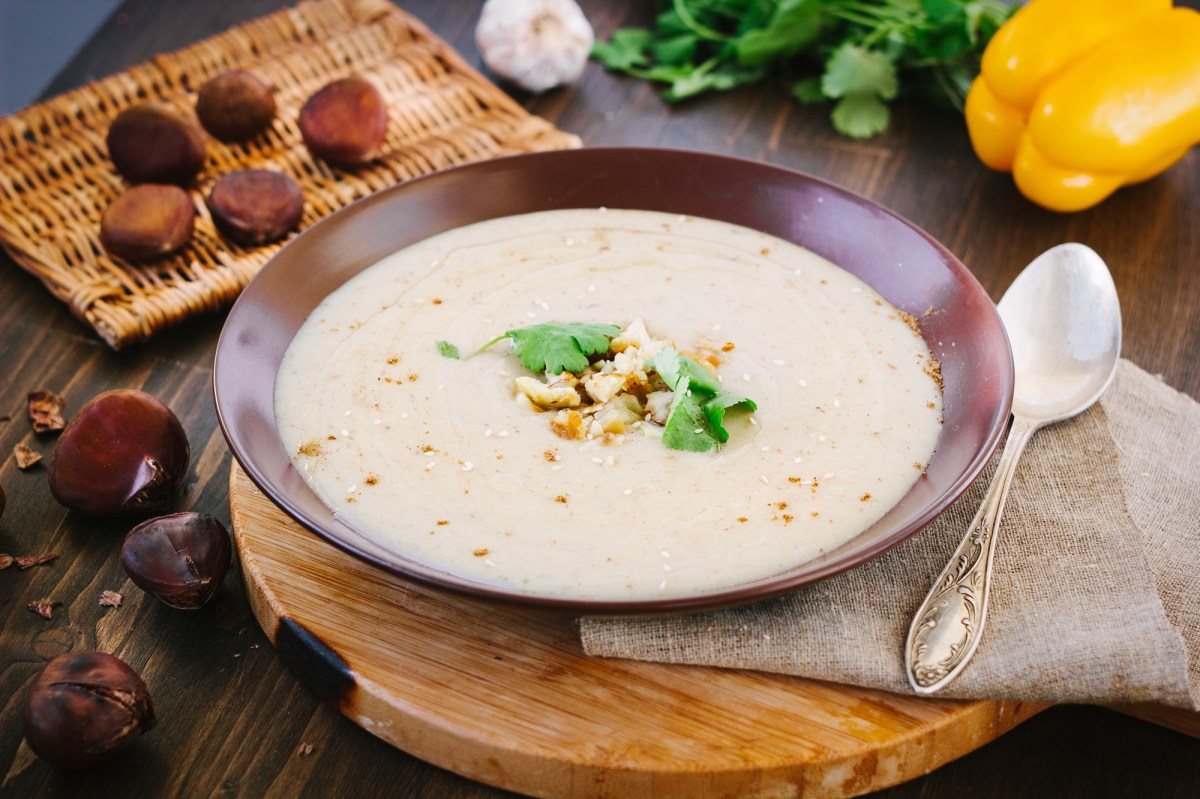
[48,389,190,517]
[206,169,304,246]
[106,104,207,185]
[195,70,277,142]
[298,76,388,167]
[23,651,156,770]
[121,512,231,610]
[100,184,195,262]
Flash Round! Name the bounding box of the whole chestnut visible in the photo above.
[195,70,277,142]
[298,76,388,167]
[107,104,207,185]
[121,512,232,610]
[206,169,304,246]
[100,184,195,262]
[48,389,190,517]
[23,651,156,770]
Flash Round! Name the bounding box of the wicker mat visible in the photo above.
[0,0,580,349]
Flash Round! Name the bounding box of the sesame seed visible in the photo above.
[592,457,603,464]
[400,412,409,419]
[818,434,826,442]
[587,285,596,292]
[793,268,802,275]
[772,359,786,366]
[760,446,770,452]
[760,476,769,484]
[538,300,550,310]
[485,559,496,567]
[373,419,382,425]
[661,550,670,558]
[599,206,608,213]
[526,311,537,318]
[742,373,751,381]
[482,317,493,324]
[824,472,835,479]
[565,237,575,246]
[798,379,807,387]
[462,462,474,471]
[659,580,667,590]
[712,324,722,331]
[693,428,704,434]
[793,456,803,463]
[623,488,633,495]
[551,464,563,471]
[341,429,349,436]
[834,399,841,407]
[347,485,356,493]
[749,417,759,426]
[497,430,510,438]
[484,429,493,437]
[663,564,672,572]
[851,287,861,293]
[425,461,436,471]
[344,410,352,417]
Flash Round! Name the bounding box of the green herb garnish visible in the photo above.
[653,347,757,451]
[591,0,1014,139]
[437,322,621,374]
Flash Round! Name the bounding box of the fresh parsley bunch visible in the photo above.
[591,0,1014,139]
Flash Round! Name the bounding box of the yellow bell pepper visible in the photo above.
[965,0,1200,212]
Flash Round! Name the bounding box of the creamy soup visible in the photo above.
[275,209,942,600]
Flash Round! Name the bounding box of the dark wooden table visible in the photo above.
[3,1,1199,796]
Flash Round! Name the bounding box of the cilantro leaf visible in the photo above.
[435,340,460,359]
[703,391,758,444]
[506,322,619,374]
[591,28,654,71]
[734,0,821,67]
[661,376,720,452]
[653,347,721,394]
[822,44,898,101]
[655,350,757,452]
[831,93,891,139]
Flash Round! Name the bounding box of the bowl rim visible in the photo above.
[214,146,1014,614]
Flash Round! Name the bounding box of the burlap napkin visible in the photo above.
[581,360,1200,708]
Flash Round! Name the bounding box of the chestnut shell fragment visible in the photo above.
[206,169,304,246]
[106,104,207,185]
[48,390,190,517]
[100,184,195,262]
[298,77,388,167]
[121,512,232,610]
[23,651,156,770]
[195,70,277,142]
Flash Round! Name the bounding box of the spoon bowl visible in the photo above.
[1001,244,1122,422]
[905,242,1122,694]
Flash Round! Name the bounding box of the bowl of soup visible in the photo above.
[214,147,1013,613]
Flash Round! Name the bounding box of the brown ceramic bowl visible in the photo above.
[214,147,1013,614]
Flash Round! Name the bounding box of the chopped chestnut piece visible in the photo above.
[106,104,207,185]
[195,70,277,142]
[100,184,195,262]
[23,651,156,770]
[298,76,388,167]
[121,512,232,610]
[206,169,304,246]
[48,389,190,517]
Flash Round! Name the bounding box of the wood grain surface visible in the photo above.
[2,1,1200,797]
[228,463,1042,798]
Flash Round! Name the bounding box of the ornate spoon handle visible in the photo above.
[904,415,1039,694]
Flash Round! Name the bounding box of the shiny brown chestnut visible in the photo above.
[298,76,388,167]
[100,184,195,262]
[206,169,304,246]
[121,512,232,610]
[48,389,190,517]
[23,651,156,770]
[195,70,277,142]
[106,104,207,185]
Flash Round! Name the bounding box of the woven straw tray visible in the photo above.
[0,0,579,349]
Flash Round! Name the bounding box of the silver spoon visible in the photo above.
[904,243,1121,695]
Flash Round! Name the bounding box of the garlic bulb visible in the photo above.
[475,0,595,93]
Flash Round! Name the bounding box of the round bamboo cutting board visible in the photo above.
[228,464,1042,798]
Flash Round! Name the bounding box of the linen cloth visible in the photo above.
[581,360,1200,708]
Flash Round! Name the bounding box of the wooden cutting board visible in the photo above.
[228,463,1044,798]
